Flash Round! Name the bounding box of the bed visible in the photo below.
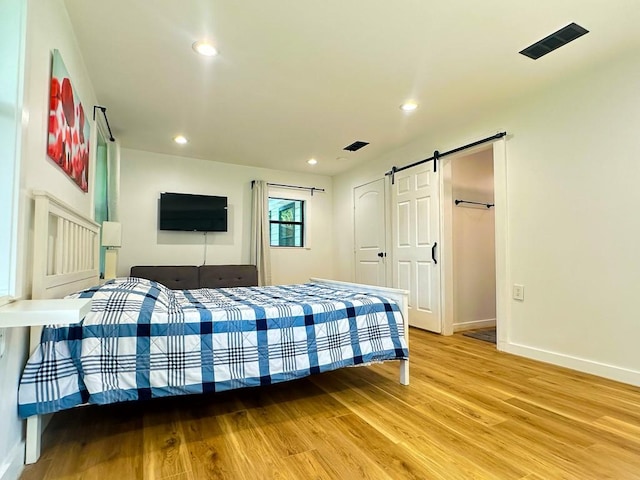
[19,191,409,464]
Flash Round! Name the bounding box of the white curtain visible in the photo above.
[106,140,121,221]
[250,180,272,285]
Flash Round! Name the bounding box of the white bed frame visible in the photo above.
[26,191,100,464]
[310,277,410,386]
[24,191,409,464]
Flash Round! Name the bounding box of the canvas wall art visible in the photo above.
[47,49,90,192]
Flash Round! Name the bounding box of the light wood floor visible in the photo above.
[21,329,640,480]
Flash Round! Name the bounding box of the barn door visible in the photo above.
[392,164,441,332]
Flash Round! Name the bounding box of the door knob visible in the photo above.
[377,252,386,258]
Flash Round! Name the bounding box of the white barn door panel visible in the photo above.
[392,165,441,332]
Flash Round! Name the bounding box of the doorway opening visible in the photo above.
[441,139,508,349]
[442,147,496,339]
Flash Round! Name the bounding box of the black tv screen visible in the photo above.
[159,192,227,232]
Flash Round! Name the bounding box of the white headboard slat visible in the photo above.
[32,191,100,301]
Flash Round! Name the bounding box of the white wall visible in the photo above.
[333,47,640,386]
[0,2,100,479]
[119,148,334,285]
[450,150,496,331]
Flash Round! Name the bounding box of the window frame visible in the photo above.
[0,0,26,306]
[268,197,305,248]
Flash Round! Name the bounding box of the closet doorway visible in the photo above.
[441,145,500,342]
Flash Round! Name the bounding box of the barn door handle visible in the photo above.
[432,242,438,265]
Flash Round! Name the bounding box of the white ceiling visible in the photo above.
[64,0,640,176]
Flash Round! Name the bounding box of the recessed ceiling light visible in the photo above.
[307,158,317,165]
[400,102,418,112]
[174,135,188,145]
[192,40,218,57]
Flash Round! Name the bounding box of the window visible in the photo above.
[0,0,25,302]
[269,198,304,247]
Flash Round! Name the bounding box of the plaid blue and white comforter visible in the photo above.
[18,278,408,417]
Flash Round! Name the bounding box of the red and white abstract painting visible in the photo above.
[47,49,90,192]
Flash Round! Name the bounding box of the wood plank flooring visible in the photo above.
[21,329,640,479]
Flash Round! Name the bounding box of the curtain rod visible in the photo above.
[252,180,325,196]
[92,105,115,142]
[386,132,506,184]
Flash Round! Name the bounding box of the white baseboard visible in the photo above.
[453,318,496,333]
[0,441,24,480]
[502,342,640,387]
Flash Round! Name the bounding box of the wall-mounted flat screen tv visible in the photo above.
[159,192,228,232]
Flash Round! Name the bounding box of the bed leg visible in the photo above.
[400,359,409,385]
[25,416,42,464]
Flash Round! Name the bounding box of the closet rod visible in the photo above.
[455,199,494,208]
[92,105,115,142]
[386,131,506,184]
[252,181,325,196]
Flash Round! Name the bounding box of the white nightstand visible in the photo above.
[0,298,92,360]
[0,298,92,328]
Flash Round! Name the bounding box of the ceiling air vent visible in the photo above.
[343,141,369,152]
[519,22,588,60]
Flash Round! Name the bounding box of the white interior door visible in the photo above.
[392,164,441,332]
[354,179,387,287]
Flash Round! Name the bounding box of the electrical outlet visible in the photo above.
[513,284,524,301]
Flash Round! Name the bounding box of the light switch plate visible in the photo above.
[513,284,524,301]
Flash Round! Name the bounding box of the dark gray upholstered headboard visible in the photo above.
[130,265,199,289]
[199,264,259,288]
[130,265,258,289]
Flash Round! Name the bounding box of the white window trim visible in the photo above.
[0,296,14,308]
[0,0,27,304]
